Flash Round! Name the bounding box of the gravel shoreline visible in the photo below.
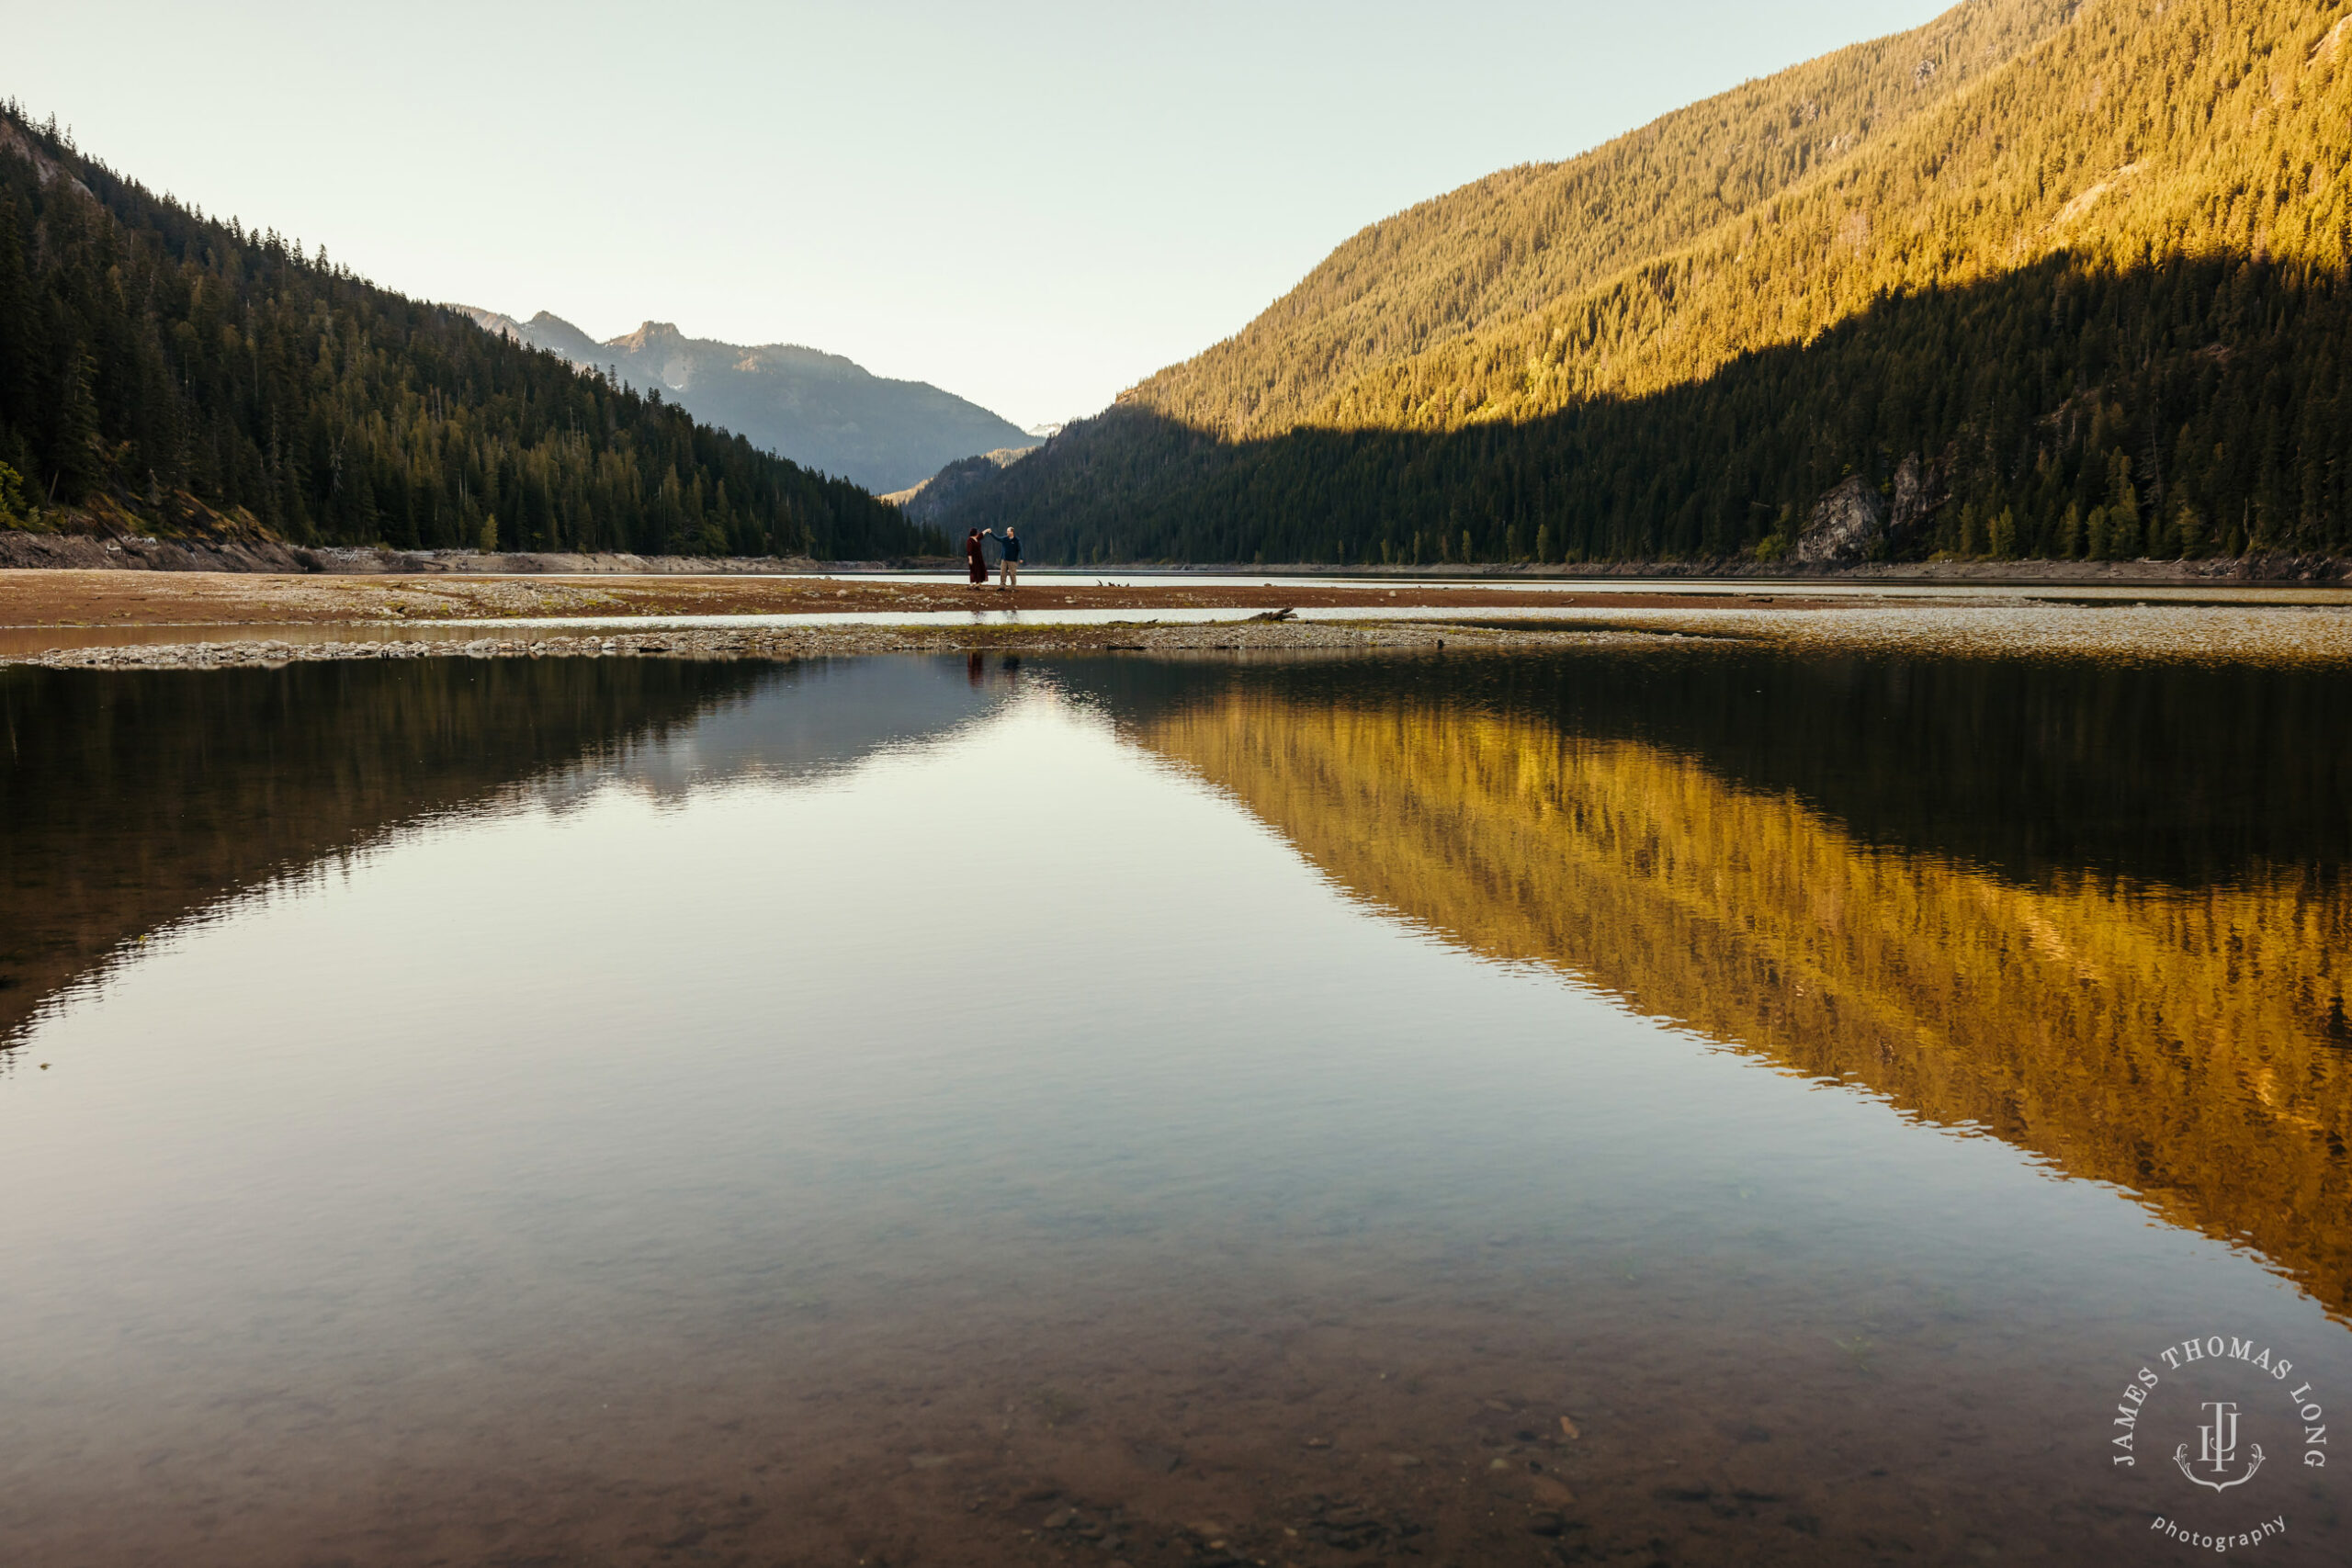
[5,617,1666,671]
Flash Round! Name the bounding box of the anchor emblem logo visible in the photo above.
[2174,1400,2265,1493]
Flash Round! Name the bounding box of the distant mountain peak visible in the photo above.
[450,303,524,337]
[521,311,600,361]
[469,308,1037,492]
[616,320,684,351]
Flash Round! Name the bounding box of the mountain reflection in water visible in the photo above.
[3,643,2348,1564]
[0,656,1013,1048]
[1085,651,2352,1316]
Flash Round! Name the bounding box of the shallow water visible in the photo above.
[1,636,2347,1565]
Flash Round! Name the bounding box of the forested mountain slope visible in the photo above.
[1139,0,2078,439]
[460,310,1035,495]
[951,0,2352,566]
[0,107,938,559]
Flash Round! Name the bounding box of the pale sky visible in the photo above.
[12,2,1945,430]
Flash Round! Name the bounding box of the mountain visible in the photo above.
[939,0,2352,567]
[0,107,939,559]
[459,309,1035,495]
[878,445,1039,527]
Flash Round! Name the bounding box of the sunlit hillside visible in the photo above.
[1132,0,2080,439]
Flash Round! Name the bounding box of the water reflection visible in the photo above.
[2,646,2346,1565]
[1084,651,2352,1315]
[0,658,1012,1048]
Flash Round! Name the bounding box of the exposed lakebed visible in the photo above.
[1,627,2347,1564]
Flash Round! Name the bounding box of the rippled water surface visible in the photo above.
[2,627,2348,1565]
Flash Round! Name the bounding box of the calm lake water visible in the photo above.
[2,635,2348,1565]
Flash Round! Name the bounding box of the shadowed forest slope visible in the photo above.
[951,0,2352,565]
[0,107,939,559]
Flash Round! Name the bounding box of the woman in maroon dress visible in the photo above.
[965,529,988,585]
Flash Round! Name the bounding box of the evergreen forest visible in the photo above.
[947,0,2352,565]
[0,107,940,559]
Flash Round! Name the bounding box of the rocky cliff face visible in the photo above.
[455,309,1034,494]
[1792,452,1950,564]
[1792,477,1884,564]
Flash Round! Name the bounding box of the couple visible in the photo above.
[963,525,1023,590]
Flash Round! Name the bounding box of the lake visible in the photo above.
[2,633,2347,1564]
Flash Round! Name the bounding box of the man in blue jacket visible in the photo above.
[986,525,1023,591]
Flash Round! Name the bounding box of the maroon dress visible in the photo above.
[966,531,988,584]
